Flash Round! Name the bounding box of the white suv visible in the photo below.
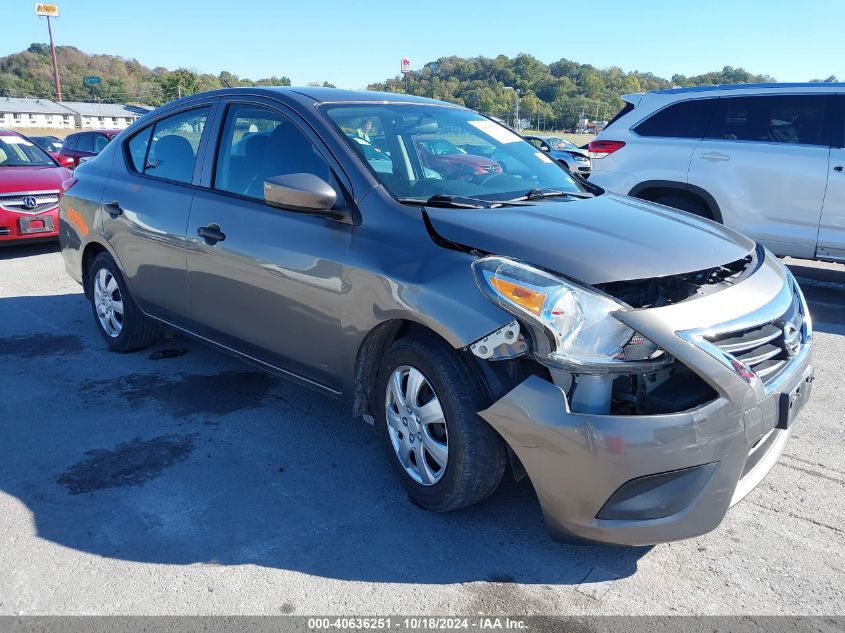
[589,83,845,262]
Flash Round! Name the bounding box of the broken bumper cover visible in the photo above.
[480,252,813,545]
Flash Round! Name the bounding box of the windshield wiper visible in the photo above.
[397,194,531,209]
[513,188,594,201]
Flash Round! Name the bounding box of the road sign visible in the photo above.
[34,3,60,16]
[401,58,411,74]
[83,76,101,86]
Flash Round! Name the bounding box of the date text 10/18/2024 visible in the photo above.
[307,617,528,630]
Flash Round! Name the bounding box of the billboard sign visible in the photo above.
[35,3,60,16]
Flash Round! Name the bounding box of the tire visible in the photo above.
[375,334,508,512]
[651,193,713,220]
[87,252,158,352]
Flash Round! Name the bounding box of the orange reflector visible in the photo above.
[490,276,546,315]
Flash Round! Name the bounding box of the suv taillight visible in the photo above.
[588,140,625,159]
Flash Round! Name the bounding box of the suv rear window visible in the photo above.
[635,99,715,138]
[706,95,827,146]
[604,102,635,130]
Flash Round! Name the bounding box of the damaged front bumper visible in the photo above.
[479,253,813,545]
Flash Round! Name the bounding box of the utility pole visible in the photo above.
[47,16,62,101]
[35,5,63,101]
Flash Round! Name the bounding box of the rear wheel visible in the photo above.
[87,252,158,352]
[650,193,713,220]
[375,334,507,512]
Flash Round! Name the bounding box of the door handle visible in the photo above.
[104,201,123,217]
[197,224,226,244]
[834,165,844,173]
[700,152,731,162]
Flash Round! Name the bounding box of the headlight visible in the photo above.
[472,256,667,372]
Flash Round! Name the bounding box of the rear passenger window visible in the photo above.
[94,134,111,153]
[214,104,331,200]
[143,107,210,184]
[65,135,77,150]
[707,95,826,145]
[635,99,715,138]
[76,133,94,153]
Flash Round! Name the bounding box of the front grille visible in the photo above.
[0,190,60,215]
[706,289,804,384]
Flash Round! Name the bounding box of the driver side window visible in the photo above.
[214,104,331,201]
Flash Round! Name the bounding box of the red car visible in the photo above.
[58,129,121,168]
[0,130,73,244]
[415,138,502,178]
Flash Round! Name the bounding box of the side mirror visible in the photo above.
[263,173,337,213]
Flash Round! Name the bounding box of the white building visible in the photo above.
[60,102,150,130]
[0,97,150,131]
[0,97,74,129]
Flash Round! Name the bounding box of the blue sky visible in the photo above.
[5,0,843,88]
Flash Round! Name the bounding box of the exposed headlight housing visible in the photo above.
[472,256,670,373]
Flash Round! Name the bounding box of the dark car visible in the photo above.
[29,134,63,153]
[60,88,813,545]
[25,134,74,168]
[0,129,72,243]
[59,129,121,168]
[524,135,592,177]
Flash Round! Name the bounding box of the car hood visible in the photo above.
[0,165,71,193]
[424,193,756,284]
[553,148,589,159]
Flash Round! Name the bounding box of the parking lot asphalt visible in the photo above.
[0,243,843,616]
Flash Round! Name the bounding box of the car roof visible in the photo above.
[0,129,24,138]
[650,82,845,96]
[166,86,459,108]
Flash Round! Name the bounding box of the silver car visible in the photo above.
[59,87,814,545]
[524,135,592,177]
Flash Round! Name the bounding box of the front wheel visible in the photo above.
[375,335,508,512]
[87,252,158,352]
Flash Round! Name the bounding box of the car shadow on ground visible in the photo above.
[0,241,59,260]
[0,292,651,586]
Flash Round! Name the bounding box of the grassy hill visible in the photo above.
[0,43,292,106]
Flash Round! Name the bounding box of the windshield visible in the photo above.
[546,137,577,151]
[323,104,585,201]
[0,135,55,167]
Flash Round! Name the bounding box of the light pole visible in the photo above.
[504,86,520,131]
